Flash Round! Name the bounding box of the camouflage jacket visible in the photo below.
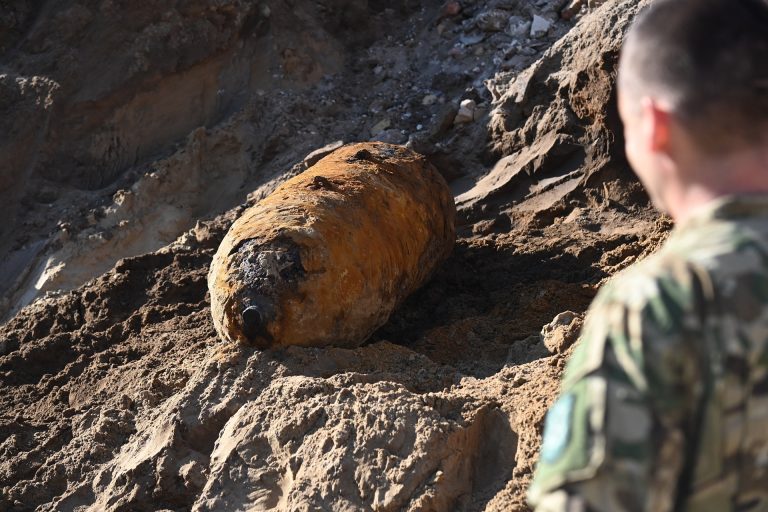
[528,195,768,512]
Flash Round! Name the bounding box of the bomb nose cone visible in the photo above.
[241,306,268,344]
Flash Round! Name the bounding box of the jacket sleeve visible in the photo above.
[527,270,705,512]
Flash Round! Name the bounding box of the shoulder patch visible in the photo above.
[528,376,607,505]
[541,393,575,464]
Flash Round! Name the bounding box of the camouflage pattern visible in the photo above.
[528,195,768,512]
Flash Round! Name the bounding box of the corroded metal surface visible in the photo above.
[208,142,456,348]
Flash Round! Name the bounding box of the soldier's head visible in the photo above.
[618,0,768,218]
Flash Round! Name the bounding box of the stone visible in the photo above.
[530,15,552,38]
[541,311,583,354]
[453,99,477,124]
[506,16,531,38]
[476,9,511,32]
[460,33,486,46]
[422,94,438,106]
[370,118,391,136]
[434,104,460,136]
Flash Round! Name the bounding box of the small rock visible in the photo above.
[530,15,552,38]
[434,104,460,135]
[476,9,511,32]
[541,311,583,354]
[422,94,438,106]
[460,33,486,46]
[453,99,477,124]
[506,16,530,38]
[370,118,391,137]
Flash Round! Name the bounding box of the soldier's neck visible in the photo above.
[668,147,768,225]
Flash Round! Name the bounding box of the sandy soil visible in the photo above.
[0,0,664,510]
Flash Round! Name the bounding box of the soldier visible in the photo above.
[528,0,768,510]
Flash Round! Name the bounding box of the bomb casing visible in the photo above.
[208,142,456,348]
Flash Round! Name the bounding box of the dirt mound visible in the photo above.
[0,0,666,510]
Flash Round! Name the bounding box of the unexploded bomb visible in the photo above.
[208,142,455,348]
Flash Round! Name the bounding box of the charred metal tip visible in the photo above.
[241,306,267,342]
[352,149,373,161]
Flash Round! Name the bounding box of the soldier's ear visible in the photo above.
[641,97,673,155]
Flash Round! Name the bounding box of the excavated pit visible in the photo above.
[0,1,667,511]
